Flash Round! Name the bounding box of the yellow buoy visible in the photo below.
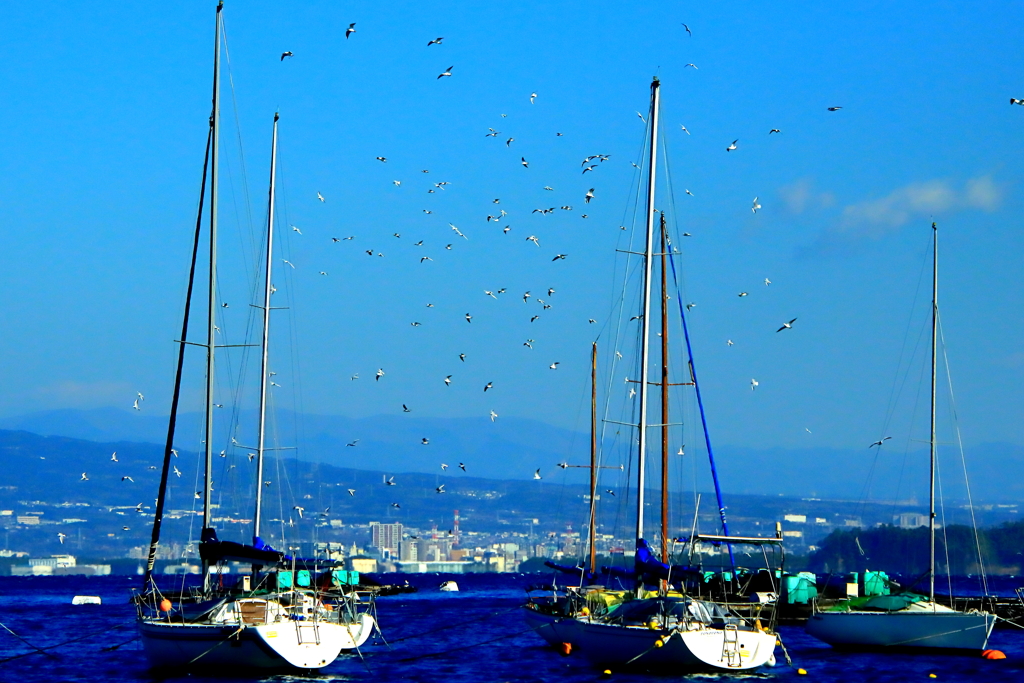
[654,638,664,648]
[602,669,612,677]
[928,675,937,679]
[797,668,807,675]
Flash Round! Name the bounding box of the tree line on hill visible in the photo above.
[806,521,1024,576]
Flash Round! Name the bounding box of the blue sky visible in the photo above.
[0,0,1021,457]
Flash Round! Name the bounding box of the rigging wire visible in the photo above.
[938,314,990,595]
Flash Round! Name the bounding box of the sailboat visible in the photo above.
[805,223,995,651]
[526,78,780,673]
[135,3,373,670]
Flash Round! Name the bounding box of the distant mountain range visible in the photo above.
[1,407,1022,503]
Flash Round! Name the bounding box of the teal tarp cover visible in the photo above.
[863,594,925,611]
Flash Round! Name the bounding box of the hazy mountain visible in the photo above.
[0,408,1021,502]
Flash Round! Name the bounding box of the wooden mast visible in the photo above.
[660,212,670,564]
[588,342,598,572]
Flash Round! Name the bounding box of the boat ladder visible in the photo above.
[295,620,321,645]
[721,624,741,667]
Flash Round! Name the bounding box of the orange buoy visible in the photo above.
[559,642,572,656]
[159,599,172,612]
[982,649,1007,660]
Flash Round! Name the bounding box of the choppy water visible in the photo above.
[0,574,1022,682]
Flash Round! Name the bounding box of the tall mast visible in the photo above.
[635,77,660,566]
[588,342,597,573]
[254,113,279,541]
[202,0,223,554]
[929,221,938,603]
[659,213,670,564]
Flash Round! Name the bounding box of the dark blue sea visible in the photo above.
[1,574,1023,682]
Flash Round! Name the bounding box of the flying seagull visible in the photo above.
[769,129,781,134]
[827,106,843,111]
[384,475,396,486]
[436,484,446,493]
[438,66,453,79]
[682,23,691,35]
[292,225,302,234]
[776,318,797,332]
[751,379,759,391]
[869,436,892,448]
[489,410,498,422]
[684,63,698,69]
[521,157,529,168]
[444,375,452,386]
[345,23,356,39]
[317,191,325,202]
[280,51,293,61]
[421,437,429,445]
[484,382,493,392]
[752,197,761,213]
[533,469,542,480]
[530,92,537,104]
[680,124,690,135]
[376,368,385,380]
[726,140,738,152]
[427,37,444,46]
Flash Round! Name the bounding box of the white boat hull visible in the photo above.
[139,613,374,670]
[806,610,994,650]
[567,618,777,672]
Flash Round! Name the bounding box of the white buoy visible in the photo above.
[72,595,102,605]
[438,580,459,592]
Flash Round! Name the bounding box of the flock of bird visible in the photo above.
[86,19,960,540]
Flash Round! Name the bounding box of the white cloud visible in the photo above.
[779,178,834,215]
[839,175,1001,236]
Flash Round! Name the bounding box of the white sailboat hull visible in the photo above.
[567,618,777,672]
[806,609,994,651]
[139,613,374,670]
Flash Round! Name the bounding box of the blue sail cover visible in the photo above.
[635,538,671,580]
[198,529,283,564]
[543,561,598,584]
